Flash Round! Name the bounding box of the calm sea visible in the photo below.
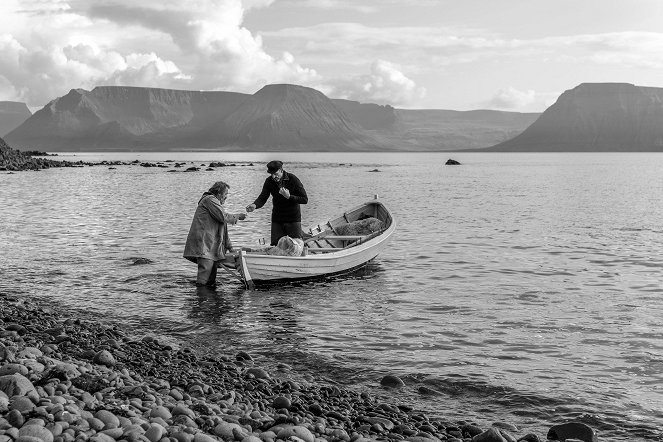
[1,152,662,441]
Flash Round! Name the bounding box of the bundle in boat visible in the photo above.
[247,236,304,256]
[335,217,383,236]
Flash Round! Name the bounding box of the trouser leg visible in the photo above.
[282,222,303,239]
[197,258,218,286]
[270,222,287,246]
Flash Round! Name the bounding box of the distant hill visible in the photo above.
[206,84,382,151]
[485,83,663,151]
[5,84,539,152]
[0,102,31,137]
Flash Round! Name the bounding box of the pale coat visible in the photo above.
[183,193,240,263]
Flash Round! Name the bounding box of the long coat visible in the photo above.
[183,193,240,263]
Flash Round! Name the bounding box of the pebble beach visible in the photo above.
[0,294,600,442]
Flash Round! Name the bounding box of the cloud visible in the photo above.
[486,87,536,110]
[323,60,425,106]
[0,0,318,107]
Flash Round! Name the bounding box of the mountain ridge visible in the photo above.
[484,82,663,152]
[5,84,539,151]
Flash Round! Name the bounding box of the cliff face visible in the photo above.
[210,84,381,151]
[5,87,250,150]
[0,102,31,137]
[487,83,663,151]
[5,84,539,151]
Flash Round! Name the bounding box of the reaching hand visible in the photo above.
[279,187,290,199]
[238,213,247,221]
[246,203,256,212]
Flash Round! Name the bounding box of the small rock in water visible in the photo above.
[368,169,380,172]
[445,159,461,165]
[131,257,153,265]
[546,422,598,442]
[380,374,405,388]
[472,427,506,442]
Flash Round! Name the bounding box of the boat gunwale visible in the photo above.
[242,200,395,263]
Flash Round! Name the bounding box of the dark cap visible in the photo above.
[266,160,283,173]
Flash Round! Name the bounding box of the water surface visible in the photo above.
[1,152,662,441]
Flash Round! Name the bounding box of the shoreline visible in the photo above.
[0,294,599,442]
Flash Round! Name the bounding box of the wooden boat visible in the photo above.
[234,196,395,288]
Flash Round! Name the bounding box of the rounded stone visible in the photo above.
[547,422,598,442]
[276,426,315,442]
[149,406,172,420]
[144,424,166,442]
[94,410,120,429]
[0,364,29,376]
[193,434,218,442]
[92,351,116,367]
[214,422,245,440]
[11,396,36,413]
[7,409,25,427]
[245,368,270,380]
[86,417,105,432]
[272,396,291,410]
[379,375,405,388]
[18,424,54,442]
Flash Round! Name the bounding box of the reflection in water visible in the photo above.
[2,154,663,441]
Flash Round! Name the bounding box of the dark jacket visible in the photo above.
[253,171,308,222]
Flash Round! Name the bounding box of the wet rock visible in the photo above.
[132,258,153,265]
[246,368,270,380]
[0,374,38,401]
[445,159,461,165]
[471,428,506,442]
[92,350,116,367]
[546,422,598,442]
[276,426,315,442]
[516,434,540,442]
[94,410,120,429]
[272,396,291,409]
[214,422,246,440]
[18,424,54,442]
[10,396,35,413]
[380,375,405,388]
[0,364,29,376]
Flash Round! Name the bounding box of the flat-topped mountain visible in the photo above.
[486,83,663,151]
[0,101,31,136]
[6,84,539,151]
[5,87,249,150]
[208,84,381,150]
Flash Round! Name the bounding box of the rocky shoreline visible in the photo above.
[0,137,250,172]
[0,294,600,442]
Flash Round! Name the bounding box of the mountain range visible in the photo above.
[4,84,538,152]
[5,82,663,152]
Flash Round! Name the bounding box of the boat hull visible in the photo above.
[237,200,395,286]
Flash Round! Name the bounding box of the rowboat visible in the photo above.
[234,196,395,288]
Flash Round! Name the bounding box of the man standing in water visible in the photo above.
[184,181,246,287]
[246,160,308,246]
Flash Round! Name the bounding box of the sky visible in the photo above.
[1,0,663,112]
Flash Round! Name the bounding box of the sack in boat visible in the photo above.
[336,217,383,236]
[251,236,304,256]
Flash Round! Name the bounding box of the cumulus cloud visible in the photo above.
[0,0,318,107]
[324,60,425,106]
[486,87,537,110]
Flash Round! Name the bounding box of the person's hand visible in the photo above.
[237,213,246,221]
[246,203,256,212]
[279,187,290,199]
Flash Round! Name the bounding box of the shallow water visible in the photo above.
[1,152,662,440]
